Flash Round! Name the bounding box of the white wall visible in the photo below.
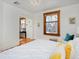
[0,2,32,51]
[60,4,79,37]
[0,0,3,51]
[33,4,79,40]
[26,18,33,39]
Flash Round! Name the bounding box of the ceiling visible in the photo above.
[2,0,79,13]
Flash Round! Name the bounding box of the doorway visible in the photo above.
[19,17,26,39]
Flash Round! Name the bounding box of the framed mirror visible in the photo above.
[43,10,60,36]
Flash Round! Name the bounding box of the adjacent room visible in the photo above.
[0,0,79,59]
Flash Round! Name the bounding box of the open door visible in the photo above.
[19,17,26,39]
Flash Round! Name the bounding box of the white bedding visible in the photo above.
[0,39,65,59]
[69,38,79,59]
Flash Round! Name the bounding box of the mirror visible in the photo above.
[43,10,60,36]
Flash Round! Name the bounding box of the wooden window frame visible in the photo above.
[43,10,60,36]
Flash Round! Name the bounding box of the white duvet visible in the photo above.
[69,38,79,59]
[0,39,65,59]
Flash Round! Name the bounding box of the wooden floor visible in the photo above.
[19,38,32,45]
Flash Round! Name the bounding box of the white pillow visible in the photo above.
[73,38,79,59]
[70,38,79,59]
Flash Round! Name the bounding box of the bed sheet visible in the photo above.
[0,39,65,59]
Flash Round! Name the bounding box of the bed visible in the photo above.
[0,39,66,59]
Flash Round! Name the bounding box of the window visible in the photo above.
[43,10,60,36]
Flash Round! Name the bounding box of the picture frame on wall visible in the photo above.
[69,17,76,24]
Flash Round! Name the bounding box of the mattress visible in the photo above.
[0,39,65,59]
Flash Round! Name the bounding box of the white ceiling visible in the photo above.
[2,0,79,13]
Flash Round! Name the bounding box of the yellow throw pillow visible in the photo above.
[65,42,71,59]
[50,52,61,59]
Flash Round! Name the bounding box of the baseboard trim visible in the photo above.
[0,46,17,53]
